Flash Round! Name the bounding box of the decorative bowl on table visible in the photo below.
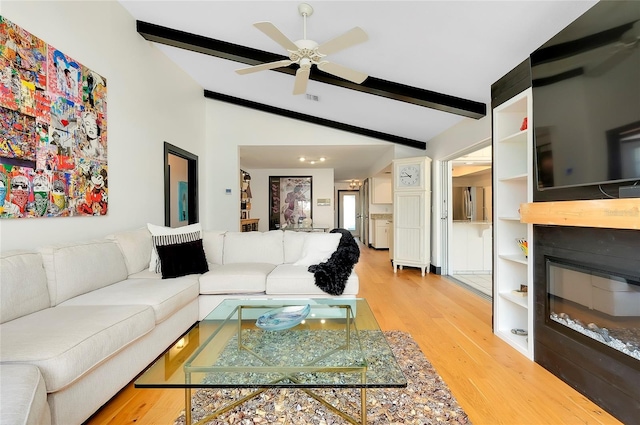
[255,304,311,331]
[515,238,528,258]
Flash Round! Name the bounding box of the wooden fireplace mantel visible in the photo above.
[520,199,640,230]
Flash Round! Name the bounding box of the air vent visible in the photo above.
[306,94,320,101]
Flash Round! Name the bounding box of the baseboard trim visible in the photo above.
[430,264,442,275]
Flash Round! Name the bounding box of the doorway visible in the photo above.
[338,190,360,237]
[443,142,492,299]
[164,142,198,227]
[361,179,370,245]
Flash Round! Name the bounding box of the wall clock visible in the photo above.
[398,164,420,187]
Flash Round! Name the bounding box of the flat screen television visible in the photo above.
[531,1,640,199]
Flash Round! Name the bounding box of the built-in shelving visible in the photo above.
[499,173,527,182]
[498,254,527,265]
[499,291,528,308]
[493,87,534,360]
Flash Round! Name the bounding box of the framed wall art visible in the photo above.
[268,176,312,230]
[0,16,108,219]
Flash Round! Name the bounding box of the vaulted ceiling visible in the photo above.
[119,1,597,179]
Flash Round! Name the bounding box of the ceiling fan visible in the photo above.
[235,3,369,95]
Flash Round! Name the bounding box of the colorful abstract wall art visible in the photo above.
[0,16,107,218]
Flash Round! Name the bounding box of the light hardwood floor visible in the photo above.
[85,244,622,425]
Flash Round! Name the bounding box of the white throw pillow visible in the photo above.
[147,223,202,272]
[293,232,342,266]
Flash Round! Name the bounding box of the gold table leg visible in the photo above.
[185,387,191,424]
[188,387,367,425]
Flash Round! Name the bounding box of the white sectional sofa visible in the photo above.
[0,227,358,425]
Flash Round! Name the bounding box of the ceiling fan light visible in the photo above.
[299,157,305,162]
[310,160,316,165]
[319,157,326,162]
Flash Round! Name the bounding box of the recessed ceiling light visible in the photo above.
[298,156,326,165]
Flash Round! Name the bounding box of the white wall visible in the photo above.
[204,99,391,232]
[0,1,205,251]
[243,168,334,232]
[425,116,492,270]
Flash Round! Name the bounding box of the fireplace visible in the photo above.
[534,225,640,424]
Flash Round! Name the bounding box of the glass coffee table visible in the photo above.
[135,298,406,424]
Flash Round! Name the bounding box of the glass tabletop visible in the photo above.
[135,298,406,389]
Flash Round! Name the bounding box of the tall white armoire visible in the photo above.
[392,156,432,276]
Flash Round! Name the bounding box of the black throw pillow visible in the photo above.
[155,239,209,279]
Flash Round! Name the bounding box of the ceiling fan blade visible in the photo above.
[293,67,310,95]
[236,59,293,75]
[317,27,368,56]
[254,21,299,52]
[317,61,368,84]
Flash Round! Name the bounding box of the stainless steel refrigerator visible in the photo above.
[452,186,486,221]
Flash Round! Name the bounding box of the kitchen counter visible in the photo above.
[370,213,392,220]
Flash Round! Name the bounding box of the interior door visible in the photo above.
[338,190,360,237]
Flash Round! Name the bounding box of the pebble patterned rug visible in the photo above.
[175,330,470,424]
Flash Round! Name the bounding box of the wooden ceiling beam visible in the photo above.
[137,20,486,119]
[204,91,427,150]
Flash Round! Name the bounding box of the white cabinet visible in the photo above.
[392,156,431,276]
[451,222,492,273]
[371,177,392,204]
[493,87,534,359]
[373,219,391,249]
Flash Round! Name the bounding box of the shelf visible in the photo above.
[493,87,533,360]
[520,199,640,230]
[499,291,528,308]
[496,329,529,354]
[498,254,528,265]
[498,130,527,144]
[499,173,527,182]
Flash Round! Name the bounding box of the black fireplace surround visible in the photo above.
[534,225,640,424]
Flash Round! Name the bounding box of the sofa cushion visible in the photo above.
[0,364,51,425]
[151,230,202,274]
[223,231,284,265]
[39,240,128,306]
[292,232,341,266]
[156,239,209,279]
[106,227,152,275]
[283,231,307,264]
[58,277,199,324]
[1,251,51,324]
[202,230,226,265]
[266,264,359,295]
[199,263,275,294]
[127,268,163,279]
[0,305,154,393]
[147,222,202,272]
